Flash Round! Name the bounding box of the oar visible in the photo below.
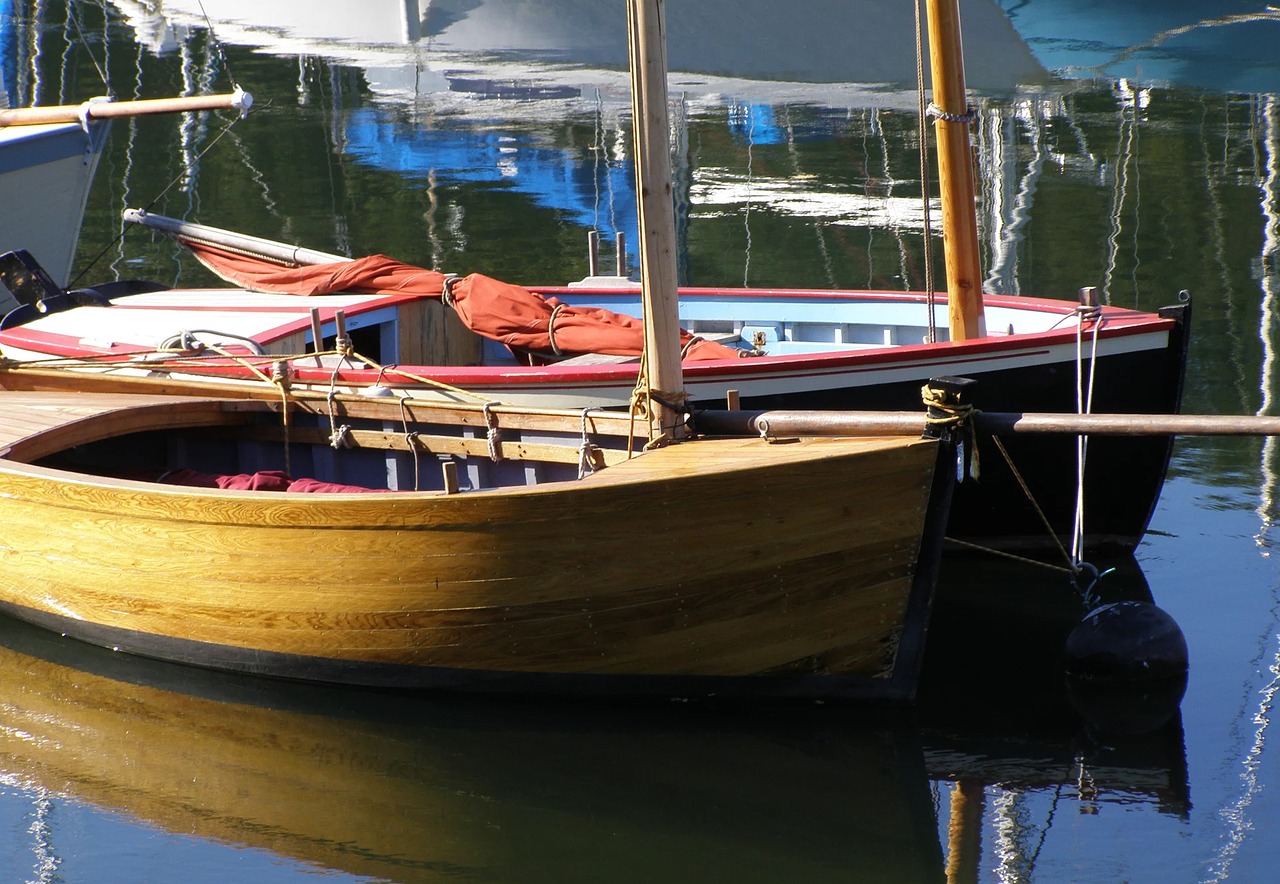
[0,89,252,127]
[697,409,1280,438]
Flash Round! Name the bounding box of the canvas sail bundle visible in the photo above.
[183,239,741,361]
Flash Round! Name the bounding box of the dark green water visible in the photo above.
[1,1,1278,881]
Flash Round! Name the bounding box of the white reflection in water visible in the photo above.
[690,170,940,230]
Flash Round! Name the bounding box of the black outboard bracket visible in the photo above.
[0,249,168,330]
[0,249,64,310]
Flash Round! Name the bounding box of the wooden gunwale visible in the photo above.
[0,380,651,451]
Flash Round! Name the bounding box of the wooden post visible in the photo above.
[924,0,986,342]
[309,308,324,367]
[626,0,687,441]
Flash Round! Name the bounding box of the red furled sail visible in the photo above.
[183,240,743,362]
[447,273,742,361]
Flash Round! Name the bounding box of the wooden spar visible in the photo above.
[123,209,344,266]
[0,89,252,127]
[626,0,687,441]
[924,0,986,342]
[696,409,1280,438]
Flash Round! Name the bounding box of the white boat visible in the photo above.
[0,118,107,288]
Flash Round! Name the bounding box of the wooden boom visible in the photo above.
[698,409,1280,438]
[0,89,252,127]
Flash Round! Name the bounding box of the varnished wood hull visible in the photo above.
[0,393,950,700]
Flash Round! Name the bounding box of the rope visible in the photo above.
[1071,308,1105,565]
[578,408,603,478]
[323,349,354,448]
[547,303,565,356]
[399,398,422,491]
[347,352,501,405]
[943,537,1079,575]
[15,341,502,406]
[920,382,980,480]
[913,0,939,343]
[277,381,292,479]
[989,435,1077,569]
[483,402,502,462]
[926,102,978,125]
[926,377,1115,604]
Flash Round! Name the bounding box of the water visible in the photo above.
[1,1,1278,880]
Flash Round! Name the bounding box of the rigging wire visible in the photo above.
[67,1,111,96]
[914,0,938,343]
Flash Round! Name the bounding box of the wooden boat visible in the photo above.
[0,1,956,701]
[0,384,951,699]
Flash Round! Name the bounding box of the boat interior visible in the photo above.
[3,393,648,494]
[0,247,1077,374]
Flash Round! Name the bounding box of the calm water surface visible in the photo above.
[1,1,1279,881]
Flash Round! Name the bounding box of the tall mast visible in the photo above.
[925,0,986,341]
[626,0,686,441]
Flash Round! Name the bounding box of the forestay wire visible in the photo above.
[914,0,939,344]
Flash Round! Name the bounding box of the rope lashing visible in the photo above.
[271,359,292,392]
[920,382,980,481]
[639,388,692,450]
[547,303,565,356]
[441,274,460,307]
[404,431,422,490]
[333,329,352,358]
[323,356,353,449]
[482,402,502,462]
[398,398,422,491]
[1071,560,1117,611]
[926,102,977,125]
[578,408,604,479]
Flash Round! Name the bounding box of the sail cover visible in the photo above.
[183,241,743,361]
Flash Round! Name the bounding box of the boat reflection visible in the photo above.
[0,553,1193,882]
[997,0,1280,94]
[0,614,944,882]
[113,0,1047,101]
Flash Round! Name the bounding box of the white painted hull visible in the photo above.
[0,120,110,288]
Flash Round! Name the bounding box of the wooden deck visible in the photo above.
[0,392,258,462]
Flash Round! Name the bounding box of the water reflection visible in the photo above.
[0,614,943,882]
[922,555,1192,881]
[0,550,1197,881]
[996,0,1280,94]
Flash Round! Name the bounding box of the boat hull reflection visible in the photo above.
[0,615,944,881]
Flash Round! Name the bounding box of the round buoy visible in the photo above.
[1063,600,1189,735]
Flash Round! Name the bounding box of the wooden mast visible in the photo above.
[626,0,687,442]
[924,0,986,341]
